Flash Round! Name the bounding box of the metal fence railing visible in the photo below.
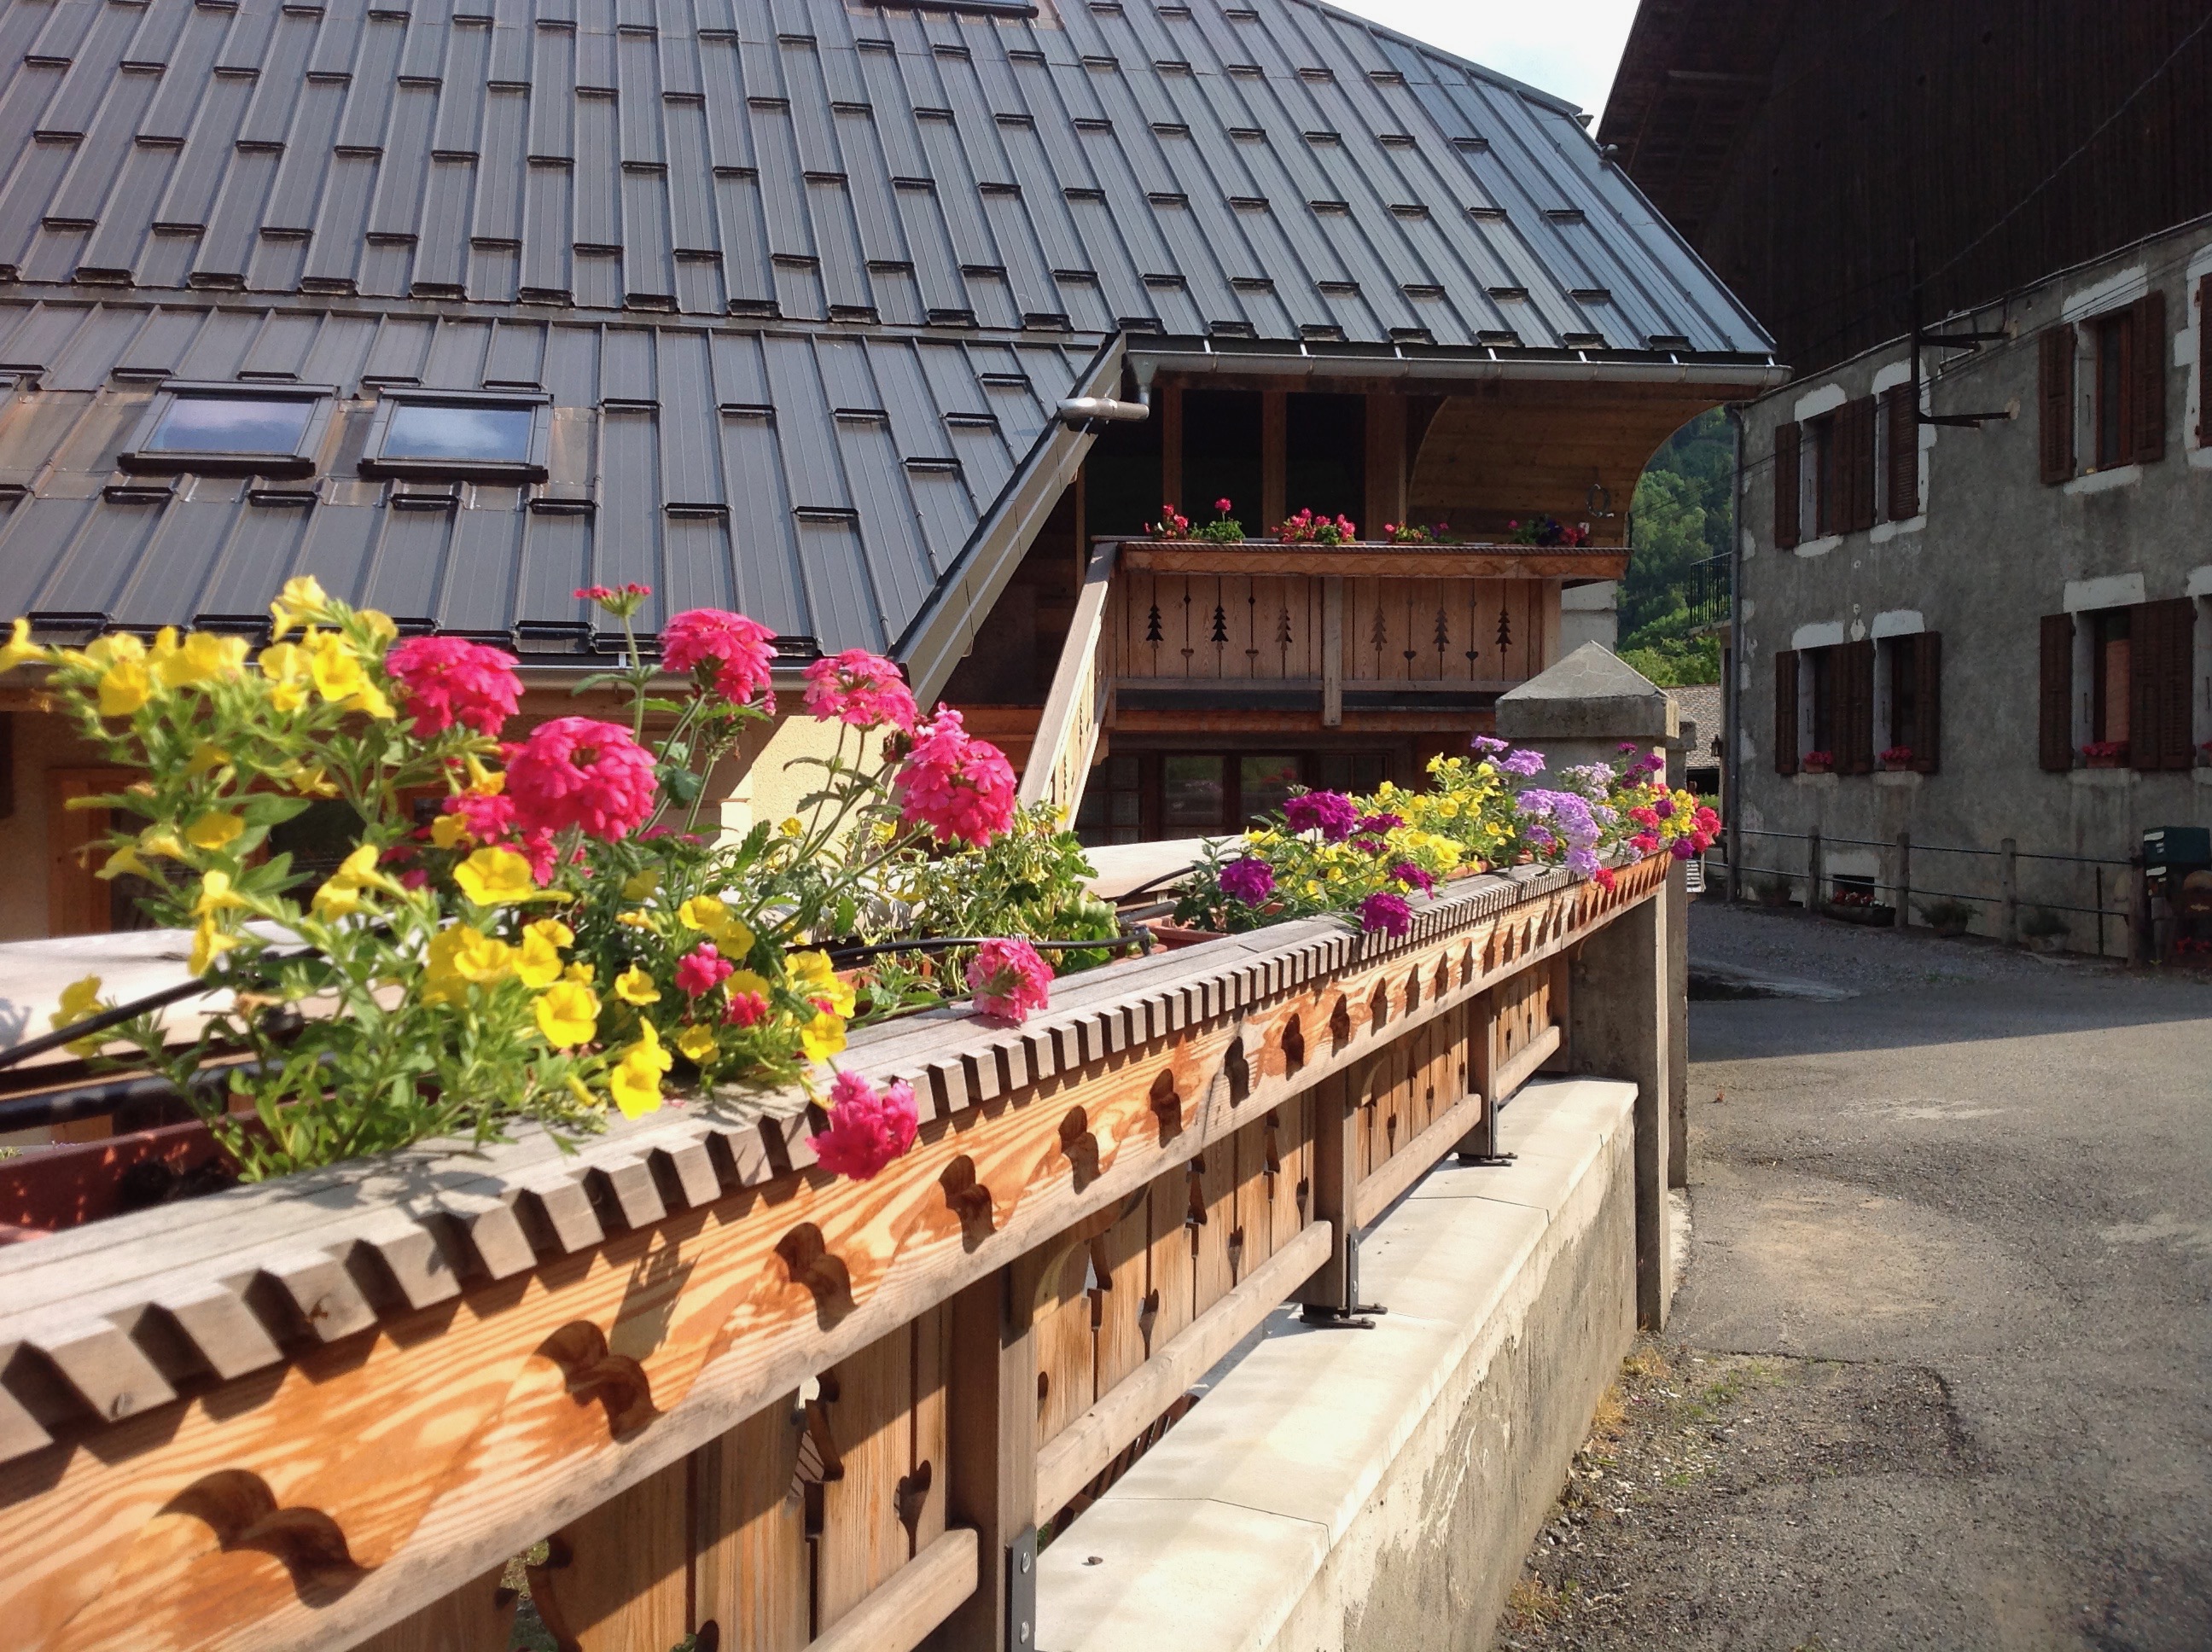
[1716,826,2142,959]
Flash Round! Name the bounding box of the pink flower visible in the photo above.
[1630,832,1661,855]
[675,944,736,998]
[440,790,563,884]
[504,716,658,841]
[660,608,777,707]
[1593,865,1618,892]
[1390,861,1435,895]
[893,706,1018,846]
[385,635,523,738]
[807,1069,919,1181]
[1214,497,1232,513]
[802,649,918,730]
[967,937,1052,1024]
[1358,891,1412,937]
[725,991,769,1028]
[1219,857,1275,905]
[1284,790,1359,842]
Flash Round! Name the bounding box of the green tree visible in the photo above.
[1618,409,1731,682]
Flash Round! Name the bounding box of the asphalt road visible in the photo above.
[1500,901,2212,1652]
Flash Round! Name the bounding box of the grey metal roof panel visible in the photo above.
[0,297,1103,657]
[0,0,1767,354]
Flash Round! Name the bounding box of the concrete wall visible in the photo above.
[1735,218,2212,952]
[1557,579,1619,654]
[1038,1079,1636,1652]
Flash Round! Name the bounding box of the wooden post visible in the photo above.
[1806,827,1822,912]
[1158,385,1183,515]
[1568,886,1670,1329]
[1895,830,1911,929]
[1292,1065,1365,1314]
[1364,393,1405,532]
[934,1270,1036,1652]
[1665,862,1687,1190]
[1999,837,2019,944]
[1260,389,1286,531]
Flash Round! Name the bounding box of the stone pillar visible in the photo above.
[1500,643,1680,1320]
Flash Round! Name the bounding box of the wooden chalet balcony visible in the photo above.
[0,854,1670,1652]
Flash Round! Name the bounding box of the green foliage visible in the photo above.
[879,803,1120,980]
[1620,408,1732,680]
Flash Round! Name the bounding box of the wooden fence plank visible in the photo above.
[1144,1174,1195,1355]
[1090,1197,1151,1404]
[692,1398,809,1652]
[816,1326,917,1633]
[1191,1136,1238,1312]
[810,1529,977,1652]
[529,1461,688,1652]
[354,1563,515,1652]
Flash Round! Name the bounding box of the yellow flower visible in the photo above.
[424,924,514,1000]
[185,742,231,778]
[677,894,753,953]
[453,846,538,905]
[358,608,398,647]
[613,964,660,1005]
[725,968,771,1001]
[564,1074,601,1110]
[185,811,246,852]
[310,844,402,921]
[564,960,596,984]
[97,656,152,717]
[189,916,239,977]
[137,829,189,862]
[799,1009,847,1062]
[155,630,248,689]
[779,816,804,837]
[306,629,365,702]
[193,870,250,917]
[527,916,573,948]
[534,980,600,1048]
[268,575,329,640]
[51,974,108,1056]
[617,910,655,929]
[787,950,855,1019]
[429,813,472,850]
[621,867,661,901]
[675,1023,719,1064]
[608,1021,672,1119]
[346,679,396,720]
[0,617,48,676]
[515,926,564,988]
[96,844,156,883]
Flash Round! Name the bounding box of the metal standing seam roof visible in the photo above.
[0,0,1774,671]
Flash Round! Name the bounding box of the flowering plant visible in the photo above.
[1273,508,1358,545]
[1378,521,1449,544]
[1801,749,1835,771]
[2,573,1079,1184]
[1878,746,1915,768]
[2081,741,2128,762]
[1147,503,1193,540]
[1504,516,1592,548]
[1195,498,1246,544]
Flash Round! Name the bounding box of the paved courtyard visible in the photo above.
[1500,900,2212,1651]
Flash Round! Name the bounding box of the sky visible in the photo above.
[1322,0,1641,120]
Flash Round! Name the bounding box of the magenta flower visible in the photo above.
[801,649,918,731]
[725,991,769,1028]
[1390,861,1435,895]
[1629,832,1660,855]
[660,608,778,708]
[967,936,1053,1024]
[1219,857,1276,905]
[1284,789,1359,842]
[1358,891,1412,937]
[675,943,736,998]
[504,716,658,841]
[1670,838,1697,860]
[385,635,523,738]
[893,706,1018,846]
[808,1068,919,1181]
[1355,811,1405,835]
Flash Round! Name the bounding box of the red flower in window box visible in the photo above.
[2081,741,2128,769]
[1878,745,1914,770]
[1800,749,1835,773]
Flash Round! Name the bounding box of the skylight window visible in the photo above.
[147,396,314,455]
[119,381,335,477]
[361,390,552,481]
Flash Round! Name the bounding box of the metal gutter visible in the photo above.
[1128,345,1788,391]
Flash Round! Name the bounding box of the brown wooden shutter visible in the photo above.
[2131,289,2167,464]
[1773,422,1800,547]
[1883,382,1919,519]
[2038,613,2075,770]
[2038,324,2075,484]
[1773,649,1798,774]
[1853,398,1879,531]
[1837,637,1875,771]
[2130,596,2195,770]
[1911,629,1941,773]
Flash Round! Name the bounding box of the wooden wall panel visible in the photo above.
[1033,1248,1096,1448]
[1192,1137,1238,1310]
[355,1564,515,1652]
[1091,1197,1152,1402]
[1144,1173,1195,1356]
[815,1328,916,1634]
[530,1463,689,1652]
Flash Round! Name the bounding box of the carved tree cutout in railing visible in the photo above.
[536,1322,659,1440]
[1148,1070,1184,1143]
[1057,1107,1102,1190]
[1184,1157,1209,1240]
[1329,993,1352,1052]
[1223,1034,1250,1104]
[940,1155,996,1246]
[1404,964,1421,1014]
[1278,1011,1304,1074]
[1368,979,1391,1036]
[775,1224,856,1329]
[161,1470,370,1604]
[801,1375,847,1484]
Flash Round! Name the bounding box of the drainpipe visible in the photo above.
[1724,402,1745,905]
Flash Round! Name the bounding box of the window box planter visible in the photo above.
[2082,742,2128,769]
[1799,750,1835,774]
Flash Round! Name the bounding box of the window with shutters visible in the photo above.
[2129,597,2198,771]
[1874,631,1941,771]
[1806,646,1836,754]
[2093,311,2134,469]
[1886,636,1919,750]
[2067,291,2168,476]
[2091,609,2131,745]
[1806,413,1836,536]
[1773,422,1801,549]
[1881,382,1919,521]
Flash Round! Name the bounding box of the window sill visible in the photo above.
[1790,771,1838,788]
[359,458,549,484]
[1867,515,1924,544]
[2061,463,2141,496]
[1872,770,1923,788]
[1791,534,1843,559]
[2068,767,2134,789]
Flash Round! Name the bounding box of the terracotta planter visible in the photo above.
[1142,919,1227,950]
[0,1116,238,1241]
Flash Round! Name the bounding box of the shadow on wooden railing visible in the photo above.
[0,853,1669,1652]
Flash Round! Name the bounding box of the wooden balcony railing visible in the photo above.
[1018,544,1117,821]
[0,853,1670,1652]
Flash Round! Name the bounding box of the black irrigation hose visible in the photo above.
[0,974,221,1073]
[821,929,1150,966]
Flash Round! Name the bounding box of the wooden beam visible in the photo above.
[1321,577,1343,727]
[1120,546,1627,580]
[1365,393,1406,531]
[1033,1219,1330,1524]
[1351,1085,1484,1230]
[1260,390,1286,530]
[816,1530,978,1652]
[935,1271,1035,1651]
[1159,386,1183,515]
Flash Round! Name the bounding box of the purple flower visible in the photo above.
[1527,824,1557,852]
[1618,741,1641,753]
[1499,747,1546,777]
[1637,753,1667,775]
[1670,838,1697,860]
[1355,811,1405,835]
[1653,796,1675,819]
[1219,857,1276,905]
[1565,847,1601,877]
[1471,734,1508,755]
[1358,891,1412,937]
[1390,861,1435,895]
[1284,789,1359,842]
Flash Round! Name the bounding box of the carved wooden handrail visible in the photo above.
[0,853,1668,1652]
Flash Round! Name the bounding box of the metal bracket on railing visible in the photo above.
[1007,1525,1038,1650]
[1299,1232,1386,1329]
